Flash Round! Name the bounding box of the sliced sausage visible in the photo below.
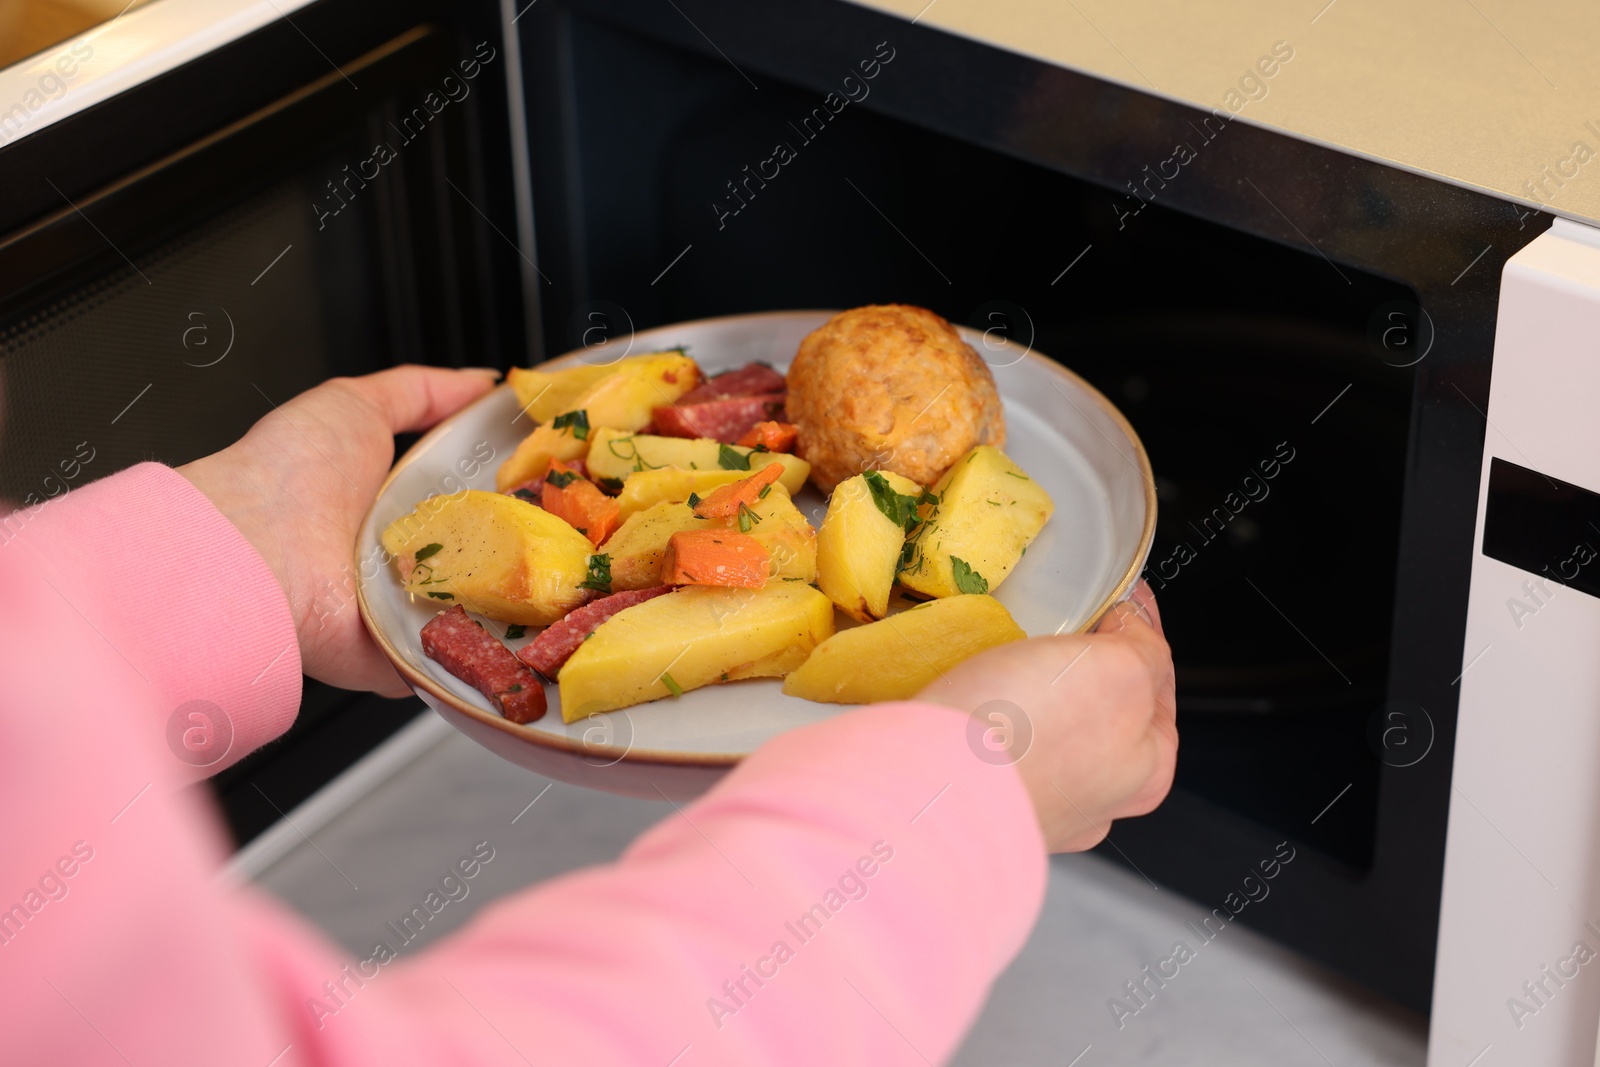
[677,362,787,404]
[652,393,788,443]
[518,585,674,676]
[421,606,547,724]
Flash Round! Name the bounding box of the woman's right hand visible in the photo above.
[916,581,1177,852]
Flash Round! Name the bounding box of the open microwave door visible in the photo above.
[1430,217,1600,1066]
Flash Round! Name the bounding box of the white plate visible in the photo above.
[355,311,1155,798]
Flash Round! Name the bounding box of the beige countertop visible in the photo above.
[851,0,1600,225]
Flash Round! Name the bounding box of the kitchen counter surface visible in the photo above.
[246,709,1427,1065]
[850,0,1598,228]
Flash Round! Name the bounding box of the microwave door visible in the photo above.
[1429,217,1600,1067]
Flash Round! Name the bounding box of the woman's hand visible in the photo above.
[916,581,1177,852]
[179,365,500,696]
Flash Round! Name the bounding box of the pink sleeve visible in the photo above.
[4,462,303,774]
[0,464,1047,1066]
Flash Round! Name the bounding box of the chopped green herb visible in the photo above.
[580,553,613,594]
[864,470,921,532]
[950,557,989,594]
[505,624,527,639]
[737,501,763,533]
[552,410,590,440]
[781,576,804,582]
[758,483,773,499]
[660,671,684,697]
[720,671,729,681]
[506,683,523,693]
[545,469,581,489]
[511,488,539,503]
[986,499,1002,507]
[918,489,941,508]
[596,476,624,494]
[1004,470,1030,480]
[717,443,751,471]
[751,443,770,453]
[897,540,925,576]
[426,591,455,600]
[686,491,702,508]
[414,543,444,562]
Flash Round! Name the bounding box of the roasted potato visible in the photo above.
[497,350,701,490]
[602,486,816,590]
[559,583,835,719]
[816,469,925,622]
[782,594,1025,703]
[381,490,596,625]
[614,467,750,520]
[585,428,810,495]
[898,446,1053,599]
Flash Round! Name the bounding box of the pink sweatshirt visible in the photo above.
[0,464,1046,1066]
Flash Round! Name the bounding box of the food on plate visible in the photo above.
[691,462,785,518]
[539,460,620,546]
[663,529,771,588]
[653,361,788,443]
[584,427,810,494]
[602,485,816,590]
[558,583,835,720]
[815,469,927,622]
[897,445,1053,600]
[786,304,1005,492]
[781,594,1025,704]
[388,305,1071,727]
[496,350,700,490]
[676,362,788,401]
[517,585,674,677]
[614,467,751,519]
[736,420,798,452]
[381,490,596,625]
[422,606,548,723]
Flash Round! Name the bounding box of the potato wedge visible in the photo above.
[507,350,698,424]
[615,467,749,519]
[496,424,588,493]
[586,427,810,495]
[782,594,1026,703]
[898,446,1053,599]
[497,351,701,490]
[601,487,816,590]
[816,469,924,622]
[603,500,706,590]
[381,490,596,625]
[559,583,835,719]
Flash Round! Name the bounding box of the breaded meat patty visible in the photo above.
[786,305,1006,491]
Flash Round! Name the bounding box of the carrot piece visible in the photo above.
[735,420,798,453]
[662,529,770,588]
[541,460,621,546]
[691,463,785,518]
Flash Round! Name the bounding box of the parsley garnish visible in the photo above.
[758,483,772,499]
[505,624,526,639]
[737,502,762,533]
[717,444,751,471]
[1005,470,1030,480]
[686,491,702,508]
[580,553,612,593]
[512,488,539,503]
[596,476,624,494]
[545,469,581,488]
[552,410,590,440]
[506,683,523,693]
[950,557,989,594]
[426,591,455,600]
[918,489,941,508]
[415,543,444,562]
[660,671,684,697]
[863,471,921,532]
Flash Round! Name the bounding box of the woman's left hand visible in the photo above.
[179,365,499,696]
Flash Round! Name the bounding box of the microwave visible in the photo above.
[2,0,1595,1061]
